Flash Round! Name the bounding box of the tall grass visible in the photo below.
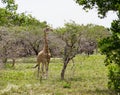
[0,55,115,95]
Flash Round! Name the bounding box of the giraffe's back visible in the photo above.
[37,50,51,63]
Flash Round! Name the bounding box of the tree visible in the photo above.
[0,27,26,67]
[75,0,119,18]
[48,30,65,58]
[1,0,18,13]
[0,0,47,27]
[75,0,120,93]
[0,8,13,26]
[55,22,110,79]
[20,27,44,56]
[0,59,3,69]
[78,24,110,55]
[99,20,120,93]
[0,0,18,26]
[56,22,82,80]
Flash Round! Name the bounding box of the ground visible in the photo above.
[0,54,115,95]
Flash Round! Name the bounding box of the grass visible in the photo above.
[0,54,115,95]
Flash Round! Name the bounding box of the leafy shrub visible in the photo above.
[99,19,120,93]
[63,81,71,88]
[108,64,120,92]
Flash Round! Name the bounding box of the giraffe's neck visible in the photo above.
[43,31,49,53]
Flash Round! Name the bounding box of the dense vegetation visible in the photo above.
[76,0,120,93]
[0,0,119,94]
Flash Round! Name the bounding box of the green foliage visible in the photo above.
[12,13,47,27]
[83,24,110,42]
[99,19,120,92]
[62,81,71,88]
[108,64,120,92]
[1,0,18,12]
[99,20,120,66]
[75,0,120,18]
[0,8,47,27]
[111,20,120,34]
[0,0,47,27]
[0,8,12,26]
[55,22,81,58]
[56,22,82,79]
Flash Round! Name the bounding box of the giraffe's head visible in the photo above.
[44,27,53,33]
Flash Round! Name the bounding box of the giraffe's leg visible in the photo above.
[45,62,49,79]
[37,64,40,78]
[41,63,45,77]
[45,58,50,79]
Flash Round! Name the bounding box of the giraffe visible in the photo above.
[33,27,52,79]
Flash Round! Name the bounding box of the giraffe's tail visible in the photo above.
[32,64,38,68]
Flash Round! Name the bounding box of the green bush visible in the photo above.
[108,64,120,92]
[62,81,71,88]
[99,19,120,93]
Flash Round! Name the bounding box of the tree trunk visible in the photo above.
[2,57,7,64]
[12,59,15,67]
[61,61,68,80]
[0,59,4,69]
